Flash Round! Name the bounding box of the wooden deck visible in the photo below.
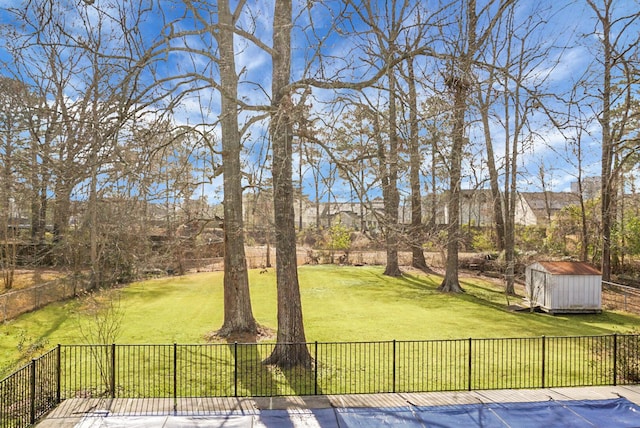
[36,385,640,427]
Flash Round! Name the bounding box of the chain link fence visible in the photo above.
[603,281,640,314]
[0,276,91,323]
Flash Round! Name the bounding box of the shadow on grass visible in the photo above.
[327,266,640,336]
[37,310,69,342]
[398,272,441,290]
[223,334,323,397]
[221,335,326,428]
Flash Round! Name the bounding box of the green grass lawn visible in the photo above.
[1,265,639,377]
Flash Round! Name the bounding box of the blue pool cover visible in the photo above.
[330,398,640,427]
[76,398,640,427]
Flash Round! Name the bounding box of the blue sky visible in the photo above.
[1,0,639,205]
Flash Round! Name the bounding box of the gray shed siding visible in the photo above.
[525,262,602,314]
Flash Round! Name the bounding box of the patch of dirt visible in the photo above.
[204,324,276,344]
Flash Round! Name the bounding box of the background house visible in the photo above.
[517,192,581,226]
[239,187,590,234]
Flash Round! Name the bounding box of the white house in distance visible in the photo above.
[525,261,602,314]
[241,186,587,233]
[458,190,580,228]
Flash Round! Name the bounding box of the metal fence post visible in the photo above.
[613,334,618,386]
[468,338,472,391]
[56,345,61,404]
[314,341,318,395]
[541,336,546,388]
[392,340,396,393]
[30,358,37,425]
[234,342,238,397]
[110,344,116,398]
[173,343,178,412]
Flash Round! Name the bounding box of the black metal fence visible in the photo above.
[0,347,59,428]
[2,334,639,427]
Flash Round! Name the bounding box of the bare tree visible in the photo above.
[0,78,31,289]
[382,35,402,277]
[476,51,505,252]
[331,0,432,276]
[4,0,160,271]
[438,0,513,293]
[153,0,263,336]
[585,0,640,281]
[551,79,600,263]
[438,1,477,293]
[405,55,429,271]
[495,5,549,295]
[217,0,258,337]
[263,0,312,368]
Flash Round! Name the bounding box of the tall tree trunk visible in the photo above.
[383,55,401,277]
[578,185,589,262]
[217,0,257,337]
[407,57,428,271]
[430,142,438,229]
[1,126,15,289]
[30,139,42,243]
[53,181,72,244]
[591,0,613,281]
[438,77,466,293]
[479,98,505,251]
[439,0,480,293]
[504,128,518,296]
[89,155,99,289]
[263,0,311,369]
[503,68,522,297]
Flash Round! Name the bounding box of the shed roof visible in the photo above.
[535,261,601,276]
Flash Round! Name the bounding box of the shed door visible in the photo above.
[530,269,548,307]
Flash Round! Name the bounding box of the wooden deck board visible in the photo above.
[399,391,484,407]
[615,385,640,404]
[549,386,633,402]
[476,388,568,403]
[330,393,409,408]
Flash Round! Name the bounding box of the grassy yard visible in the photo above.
[1,265,639,378]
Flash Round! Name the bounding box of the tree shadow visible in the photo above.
[220,333,326,428]
[365,268,637,336]
[267,344,328,428]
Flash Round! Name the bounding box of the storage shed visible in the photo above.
[525,261,602,314]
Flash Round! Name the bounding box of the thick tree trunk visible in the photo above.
[217,0,257,337]
[407,57,428,271]
[263,0,312,369]
[439,0,481,293]
[438,79,466,293]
